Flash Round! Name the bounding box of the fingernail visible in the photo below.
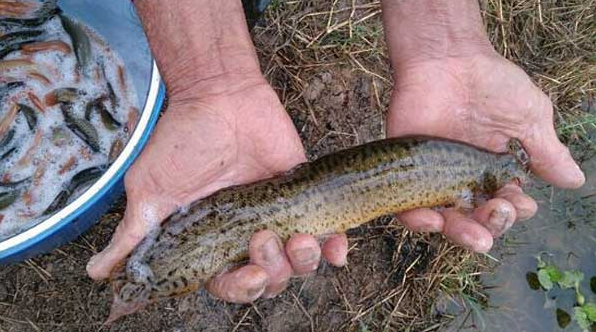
[487,206,513,236]
[517,204,537,221]
[460,232,492,253]
[245,280,267,299]
[459,232,474,250]
[571,163,586,186]
[291,247,319,266]
[260,237,283,266]
[418,222,442,233]
[474,236,493,253]
[331,250,348,267]
[86,250,106,276]
[563,149,586,187]
[86,254,99,271]
[86,239,116,274]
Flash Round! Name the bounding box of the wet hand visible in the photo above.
[388,52,585,252]
[86,78,349,302]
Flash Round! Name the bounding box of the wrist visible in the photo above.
[135,0,264,101]
[382,0,495,70]
[165,56,266,104]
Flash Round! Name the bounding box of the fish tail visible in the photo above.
[105,278,152,324]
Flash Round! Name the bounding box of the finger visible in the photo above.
[441,209,493,253]
[205,265,269,303]
[87,202,162,280]
[398,208,444,233]
[471,198,516,238]
[321,233,348,267]
[523,118,584,189]
[495,183,538,220]
[249,230,292,298]
[285,234,321,276]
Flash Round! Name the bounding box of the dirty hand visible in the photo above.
[386,50,585,252]
[382,0,584,252]
[86,79,349,303]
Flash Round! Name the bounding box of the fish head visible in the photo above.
[503,138,532,185]
[481,139,531,193]
[492,153,531,189]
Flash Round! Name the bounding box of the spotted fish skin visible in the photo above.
[108,137,527,322]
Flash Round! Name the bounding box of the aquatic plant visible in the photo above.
[530,253,596,331]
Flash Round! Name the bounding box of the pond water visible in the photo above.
[442,151,596,332]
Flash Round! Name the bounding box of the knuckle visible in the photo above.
[533,93,553,117]
[539,94,553,111]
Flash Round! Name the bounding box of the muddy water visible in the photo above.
[442,155,596,332]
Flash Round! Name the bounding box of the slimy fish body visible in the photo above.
[108,137,528,322]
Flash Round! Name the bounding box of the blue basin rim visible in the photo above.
[0,66,165,265]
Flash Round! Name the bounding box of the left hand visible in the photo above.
[387,51,585,252]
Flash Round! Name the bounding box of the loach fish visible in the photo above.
[0,0,60,28]
[59,13,91,72]
[106,137,530,322]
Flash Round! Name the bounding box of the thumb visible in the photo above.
[86,199,169,280]
[522,121,585,189]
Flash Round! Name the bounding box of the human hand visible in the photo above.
[387,52,585,252]
[381,0,584,252]
[86,77,349,303]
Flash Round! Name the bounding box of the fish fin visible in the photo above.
[453,196,475,213]
[106,265,152,324]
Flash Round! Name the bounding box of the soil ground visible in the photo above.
[1,67,460,332]
[1,0,595,331]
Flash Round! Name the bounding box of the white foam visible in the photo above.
[0,15,139,241]
[125,225,160,283]
[176,204,190,216]
[141,203,160,227]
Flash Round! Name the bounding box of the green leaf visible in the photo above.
[557,308,572,328]
[538,269,554,290]
[584,303,596,322]
[591,277,596,294]
[544,265,564,283]
[535,254,547,269]
[560,270,585,289]
[578,292,586,307]
[575,307,592,330]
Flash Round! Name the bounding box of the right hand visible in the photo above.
[385,50,585,252]
[86,76,349,303]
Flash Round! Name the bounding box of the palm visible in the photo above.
[387,53,581,189]
[85,82,308,281]
[388,55,548,151]
[124,83,306,218]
